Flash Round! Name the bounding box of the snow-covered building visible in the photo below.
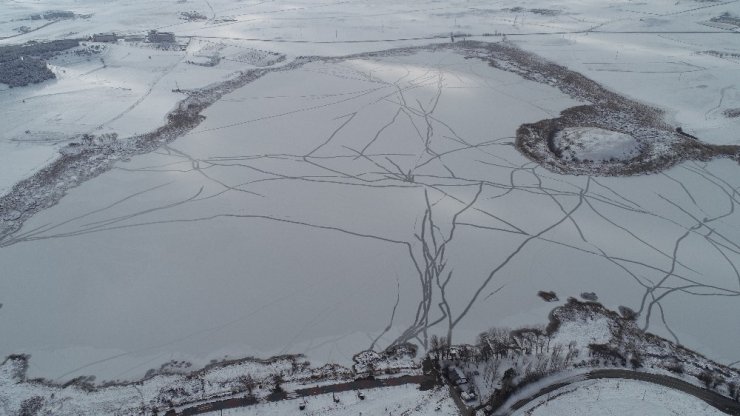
[91,33,117,43]
[147,30,175,43]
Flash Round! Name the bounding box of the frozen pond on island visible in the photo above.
[1,50,739,381]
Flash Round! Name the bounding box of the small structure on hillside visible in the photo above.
[147,30,176,43]
[90,33,118,43]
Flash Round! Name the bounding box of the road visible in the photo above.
[186,29,738,45]
[0,20,58,41]
[165,373,437,416]
[499,369,740,416]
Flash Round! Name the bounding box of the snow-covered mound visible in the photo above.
[554,127,640,163]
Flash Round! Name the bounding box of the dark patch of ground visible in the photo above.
[0,39,80,87]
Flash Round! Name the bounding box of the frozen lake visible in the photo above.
[1,49,738,381]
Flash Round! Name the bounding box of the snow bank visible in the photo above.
[550,316,612,349]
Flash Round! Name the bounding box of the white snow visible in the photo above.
[511,378,726,416]
[0,0,739,407]
[550,316,613,349]
[553,127,640,163]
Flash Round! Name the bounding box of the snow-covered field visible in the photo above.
[512,378,726,416]
[1,0,739,403]
[553,127,641,163]
[0,36,283,195]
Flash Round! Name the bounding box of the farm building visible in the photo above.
[147,30,175,43]
[91,33,117,43]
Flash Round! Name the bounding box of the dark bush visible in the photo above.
[537,291,559,302]
[0,39,79,87]
[580,292,598,301]
[618,306,638,320]
[0,58,55,87]
[19,396,44,416]
[697,369,715,389]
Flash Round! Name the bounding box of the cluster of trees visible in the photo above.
[30,11,76,20]
[701,50,740,60]
[697,368,740,400]
[432,299,740,410]
[0,40,79,88]
[0,39,80,62]
[430,326,581,411]
[0,57,55,87]
[587,343,641,368]
[728,381,740,402]
[711,12,740,26]
[430,326,581,394]
[18,396,44,416]
[180,11,208,21]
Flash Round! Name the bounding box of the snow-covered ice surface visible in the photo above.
[0,0,739,397]
[2,47,739,384]
[511,378,725,416]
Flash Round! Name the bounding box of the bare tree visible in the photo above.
[237,373,256,395]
